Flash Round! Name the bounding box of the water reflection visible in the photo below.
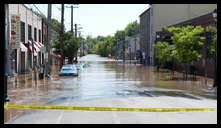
[4,54,216,123]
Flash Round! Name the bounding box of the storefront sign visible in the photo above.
[11,14,21,49]
[40,46,46,53]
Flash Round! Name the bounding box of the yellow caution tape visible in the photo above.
[4,104,216,112]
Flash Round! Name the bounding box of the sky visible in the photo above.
[32,4,150,38]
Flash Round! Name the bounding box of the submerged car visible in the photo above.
[59,65,78,76]
[76,63,84,71]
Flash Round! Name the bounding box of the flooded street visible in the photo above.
[4,54,217,124]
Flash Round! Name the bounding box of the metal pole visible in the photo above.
[47,4,52,76]
[4,4,10,102]
[135,37,136,64]
[130,47,131,64]
[71,5,73,35]
[31,8,37,81]
[60,4,64,68]
[123,40,125,63]
[75,24,77,37]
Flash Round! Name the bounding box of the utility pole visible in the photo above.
[71,5,73,35]
[75,24,77,37]
[123,40,125,63]
[134,37,137,64]
[4,4,10,102]
[31,8,37,81]
[46,4,52,76]
[60,4,65,68]
[65,4,78,36]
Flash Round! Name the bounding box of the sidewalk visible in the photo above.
[4,65,60,123]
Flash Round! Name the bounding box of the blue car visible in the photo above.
[76,64,84,71]
[59,65,78,76]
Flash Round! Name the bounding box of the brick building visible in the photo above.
[8,4,47,74]
[156,12,216,77]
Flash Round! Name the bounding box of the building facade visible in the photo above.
[139,4,216,65]
[139,8,151,65]
[156,12,216,77]
[125,34,140,60]
[8,4,47,74]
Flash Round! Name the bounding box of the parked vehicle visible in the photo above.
[76,63,84,71]
[59,65,78,76]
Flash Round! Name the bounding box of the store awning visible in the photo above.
[38,42,44,47]
[27,40,40,52]
[35,42,42,49]
[34,43,40,52]
[20,42,27,52]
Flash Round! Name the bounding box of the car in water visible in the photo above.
[76,63,84,71]
[59,64,78,76]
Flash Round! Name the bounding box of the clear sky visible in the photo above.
[33,4,150,38]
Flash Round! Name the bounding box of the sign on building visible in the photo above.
[40,46,46,53]
[11,14,20,49]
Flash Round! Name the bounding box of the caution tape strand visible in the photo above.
[4,104,216,112]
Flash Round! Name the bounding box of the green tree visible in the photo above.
[52,32,80,63]
[205,26,217,58]
[114,30,125,41]
[51,18,66,34]
[124,20,139,37]
[165,25,205,79]
[154,41,173,65]
[64,37,80,63]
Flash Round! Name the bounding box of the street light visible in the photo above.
[212,9,217,87]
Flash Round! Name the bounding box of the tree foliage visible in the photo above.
[114,30,125,41]
[52,31,80,63]
[205,25,217,58]
[154,41,173,63]
[64,37,80,63]
[165,26,205,64]
[124,20,139,37]
[93,36,116,57]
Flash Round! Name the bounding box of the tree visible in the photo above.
[154,41,173,66]
[114,30,125,41]
[64,37,80,63]
[205,26,217,58]
[124,20,139,37]
[165,25,205,79]
[51,18,66,34]
[52,32,80,63]
[92,36,116,57]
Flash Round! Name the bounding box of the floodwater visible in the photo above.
[4,54,216,123]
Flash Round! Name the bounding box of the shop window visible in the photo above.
[28,25,32,40]
[39,29,41,42]
[34,27,37,41]
[20,21,25,43]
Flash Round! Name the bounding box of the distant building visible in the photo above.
[125,34,140,60]
[139,8,151,65]
[115,34,140,61]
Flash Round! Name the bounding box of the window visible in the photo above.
[38,29,41,42]
[34,27,37,41]
[28,25,32,40]
[20,21,25,43]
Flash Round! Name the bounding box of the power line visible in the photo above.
[32,4,45,16]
